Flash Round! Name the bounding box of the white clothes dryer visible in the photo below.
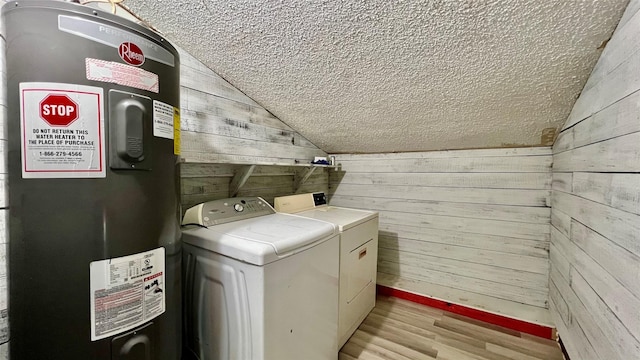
[274,192,379,347]
[182,197,339,360]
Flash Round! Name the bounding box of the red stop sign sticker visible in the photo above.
[39,94,79,127]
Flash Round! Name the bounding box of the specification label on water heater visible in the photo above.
[89,247,166,341]
[19,82,106,178]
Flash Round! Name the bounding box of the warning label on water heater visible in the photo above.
[89,247,166,341]
[19,82,105,178]
[86,58,159,93]
[152,100,174,139]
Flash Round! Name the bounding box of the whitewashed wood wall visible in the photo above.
[329,148,553,325]
[549,1,640,359]
[178,49,327,165]
[177,49,329,209]
[181,163,328,210]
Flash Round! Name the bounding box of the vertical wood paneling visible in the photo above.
[549,2,640,358]
[330,147,553,325]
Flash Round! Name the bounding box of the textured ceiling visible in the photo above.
[125,0,628,153]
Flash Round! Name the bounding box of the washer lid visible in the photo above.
[297,206,378,231]
[182,213,337,265]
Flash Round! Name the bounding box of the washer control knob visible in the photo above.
[233,203,244,212]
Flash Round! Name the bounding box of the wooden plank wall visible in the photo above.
[549,1,640,359]
[177,48,330,209]
[181,163,329,210]
[178,49,327,165]
[329,147,553,325]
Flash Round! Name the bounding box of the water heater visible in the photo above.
[4,1,181,359]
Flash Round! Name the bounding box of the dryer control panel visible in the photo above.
[313,192,327,206]
[182,197,275,227]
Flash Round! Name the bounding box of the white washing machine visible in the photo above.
[181,197,339,360]
[274,192,379,347]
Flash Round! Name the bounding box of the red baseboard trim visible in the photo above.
[377,285,554,339]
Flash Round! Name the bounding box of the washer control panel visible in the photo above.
[182,197,275,227]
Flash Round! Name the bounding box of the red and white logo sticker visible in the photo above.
[118,42,145,66]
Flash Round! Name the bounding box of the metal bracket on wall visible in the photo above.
[229,164,256,197]
[293,166,318,193]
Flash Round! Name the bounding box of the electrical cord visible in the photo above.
[79,0,124,14]
[182,223,208,228]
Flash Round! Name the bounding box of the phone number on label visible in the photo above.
[39,151,83,157]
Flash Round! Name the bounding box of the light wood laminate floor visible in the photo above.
[339,296,564,360]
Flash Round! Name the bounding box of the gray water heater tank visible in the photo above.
[4,1,181,359]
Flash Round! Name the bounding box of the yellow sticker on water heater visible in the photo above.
[173,107,181,155]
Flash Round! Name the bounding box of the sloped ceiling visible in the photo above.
[125,0,628,153]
